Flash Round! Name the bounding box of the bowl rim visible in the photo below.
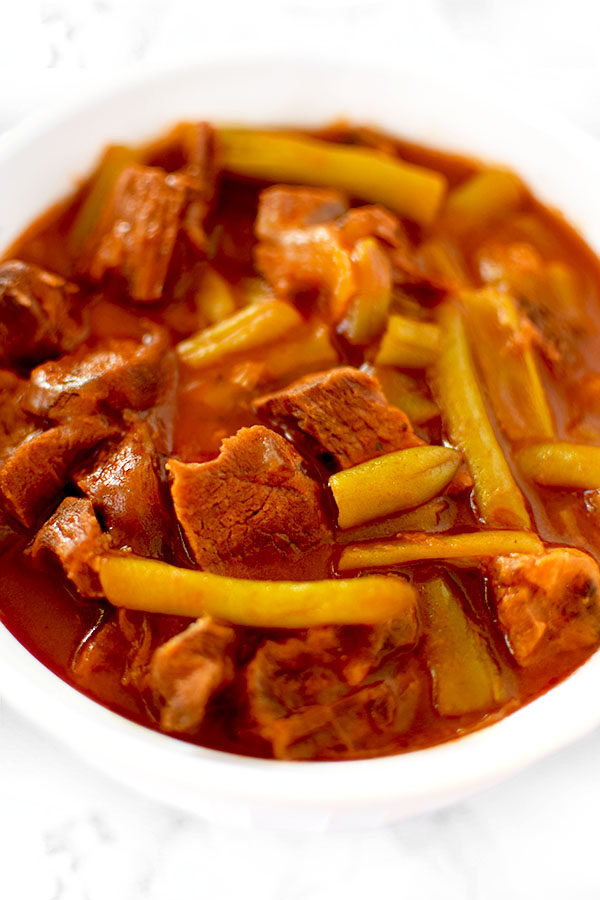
[1,58,600,821]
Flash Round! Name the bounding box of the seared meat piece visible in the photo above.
[0,260,83,366]
[247,628,345,714]
[0,370,32,452]
[341,617,420,685]
[24,326,176,422]
[255,185,349,239]
[150,617,236,733]
[84,165,188,302]
[72,609,152,694]
[76,422,173,559]
[488,548,600,666]
[254,186,440,318]
[254,366,420,470]
[245,621,421,759]
[148,121,217,253]
[0,418,116,527]
[262,677,420,760]
[168,424,331,579]
[30,497,110,597]
[254,187,363,319]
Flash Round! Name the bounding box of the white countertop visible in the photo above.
[3,1,600,897]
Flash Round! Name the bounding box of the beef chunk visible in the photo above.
[488,548,600,666]
[254,187,354,318]
[72,609,152,695]
[255,186,349,239]
[0,260,83,366]
[254,188,436,318]
[254,366,420,469]
[168,424,331,578]
[76,422,173,559]
[24,326,176,422]
[245,622,421,759]
[84,165,188,301]
[0,418,116,527]
[244,624,420,760]
[263,678,420,760]
[150,617,236,733]
[30,497,110,597]
[0,370,32,452]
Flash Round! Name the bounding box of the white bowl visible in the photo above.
[1,61,600,831]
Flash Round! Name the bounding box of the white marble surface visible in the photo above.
[3,0,600,896]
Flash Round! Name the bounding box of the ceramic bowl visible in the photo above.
[1,61,600,830]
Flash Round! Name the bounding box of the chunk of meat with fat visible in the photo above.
[254,366,421,469]
[488,548,600,666]
[168,424,331,578]
[84,165,188,302]
[30,497,110,597]
[245,619,421,759]
[150,617,236,733]
[254,186,444,319]
[255,185,349,239]
[76,421,173,559]
[0,260,84,366]
[0,418,116,527]
[24,326,176,423]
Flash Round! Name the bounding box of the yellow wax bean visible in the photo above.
[218,129,447,225]
[336,498,456,545]
[338,238,392,344]
[375,314,441,368]
[70,145,138,249]
[420,577,510,717]
[330,445,461,530]
[461,287,554,443]
[517,442,600,489]
[432,303,531,529]
[338,530,544,571]
[445,168,522,230]
[262,322,338,379]
[99,553,417,628]
[197,267,236,324]
[374,366,440,425]
[177,300,302,369]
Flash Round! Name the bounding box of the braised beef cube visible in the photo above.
[0,370,32,451]
[175,122,217,252]
[24,326,176,422]
[246,620,420,730]
[488,548,600,667]
[247,628,346,719]
[254,188,433,312]
[30,497,110,597]
[0,418,116,527]
[168,424,332,579]
[272,678,420,760]
[76,422,173,559]
[246,640,420,760]
[84,165,188,301]
[254,366,420,469]
[254,188,353,310]
[255,186,348,241]
[150,617,236,733]
[72,608,152,694]
[340,617,420,685]
[0,260,83,366]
